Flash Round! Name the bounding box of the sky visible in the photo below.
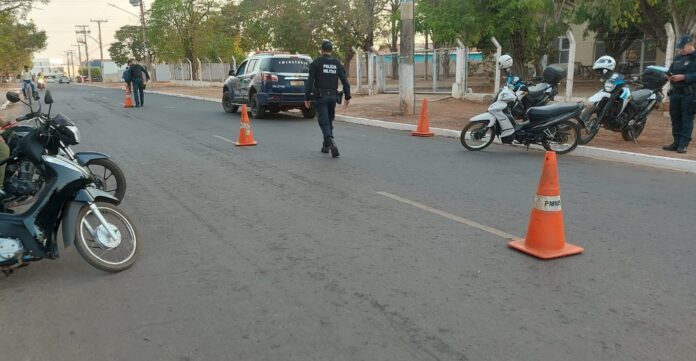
[29,0,147,62]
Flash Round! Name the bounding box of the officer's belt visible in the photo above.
[671,85,695,95]
[314,88,339,97]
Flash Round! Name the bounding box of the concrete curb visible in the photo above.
[80,84,696,174]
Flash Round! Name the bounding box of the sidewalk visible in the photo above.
[86,81,695,162]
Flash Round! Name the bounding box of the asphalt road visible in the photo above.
[1,85,694,361]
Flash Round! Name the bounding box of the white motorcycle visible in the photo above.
[460,86,582,154]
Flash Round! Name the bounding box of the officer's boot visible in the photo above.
[329,137,339,158]
[321,138,330,153]
[663,139,679,151]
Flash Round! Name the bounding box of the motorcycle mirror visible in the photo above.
[44,91,53,105]
[6,91,20,103]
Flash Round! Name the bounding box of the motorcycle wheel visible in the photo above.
[621,123,645,142]
[579,107,600,145]
[85,158,127,202]
[542,119,580,154]
[74,202,140,273]
[460,121,495,151]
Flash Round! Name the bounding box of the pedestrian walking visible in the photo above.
[663,34,696,154]
[304,40,351,158]
[127,59,150,108]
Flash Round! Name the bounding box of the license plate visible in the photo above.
[290,81,304,87]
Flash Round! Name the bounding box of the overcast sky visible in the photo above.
[30,0,147,62]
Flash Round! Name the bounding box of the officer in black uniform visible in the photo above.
[304,40,351,158]
[663,34,696,153]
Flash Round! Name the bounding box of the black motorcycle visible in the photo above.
[0,91,140,275]
[579,66,668,144]
[505,64,566,119]
[3,92,126,204]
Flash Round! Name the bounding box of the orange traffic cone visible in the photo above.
[508,151,583,259]
[234,104,258,146]
[123,88,134,108]
[411,98,434,137]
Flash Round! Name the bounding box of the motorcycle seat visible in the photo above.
[631,89,652,105]
[527,103,583,122]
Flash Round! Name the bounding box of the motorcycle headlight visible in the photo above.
[58,125,80,145]
[604,80,616,92]
[66,126,80,144]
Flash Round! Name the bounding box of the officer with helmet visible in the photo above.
[663,34,696,154]
[304,40,351,158]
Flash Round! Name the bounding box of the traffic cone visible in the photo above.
[508,151,583,259]
[123,88,134,108]
[234,104,258,146]
[411,98,434,137]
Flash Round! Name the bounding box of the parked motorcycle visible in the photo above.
[0,91,140,275]
[505,64,567,119]
[3,92,127,204]
[579,60,669,144]
[460,86,582,154]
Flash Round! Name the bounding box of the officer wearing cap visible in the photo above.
[304,40,351,158]
[663,34,696,153]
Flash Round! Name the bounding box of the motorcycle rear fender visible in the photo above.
[74,151,110,167]
[589,90,611,103]
[61,188,119,248]
[470,112,497,128]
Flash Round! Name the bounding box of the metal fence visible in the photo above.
[161,59,232,83]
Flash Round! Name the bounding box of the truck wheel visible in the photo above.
[250,93,266,119]
[222,90,238,113]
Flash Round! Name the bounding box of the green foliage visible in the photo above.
[79,67,101,77]
[109,25,148,67]
[0,12,46,72]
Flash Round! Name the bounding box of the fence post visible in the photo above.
[206,58,212,82]
[372,47,385,94]
[453,39,466,98]
[187,59,193,86]
[180,61,184,82]
[491,37,502,94]
[197,58,202,84]
[432,50,439,92]
[352,47,362,92]
[367,51,375,95]
[565,30,576,100]
[664,23,676,95]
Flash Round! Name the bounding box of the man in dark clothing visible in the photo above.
[127,59,150,108]
[663,34,696,153]
[304,40,351,158]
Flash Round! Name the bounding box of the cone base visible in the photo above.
[507,239,583,260]
[411,131,434,137]
[234,141,258,146]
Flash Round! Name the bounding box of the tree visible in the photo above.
[386,0,400,79]
[0,0,46,14]
[573,3,642,61]
[575,0,696,50]
[0,12,46,73]
[148,0,218,79]
[108,25,149,66]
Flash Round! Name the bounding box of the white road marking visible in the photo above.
[213,135,236,144]
[377,191,519,240]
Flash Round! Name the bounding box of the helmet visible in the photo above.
[592,55,616,74]
[321,39,333,51]
[498,54,513,70]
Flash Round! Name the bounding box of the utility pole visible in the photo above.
[73,43,83,74]
[90,19,108,75]
[75,25,91,81]
[68,50,75,79]
[64,50,72,78]
[399,0,415,115]
[133,0,152,79]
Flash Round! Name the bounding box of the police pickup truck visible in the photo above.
[222,52,316,119]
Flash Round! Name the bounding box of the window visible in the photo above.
[268,58,311,73]
[247,59,259,74]
[558,37,570,63]
[236,61,248,76]
[594,41,606,59]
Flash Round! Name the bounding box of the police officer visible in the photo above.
[663,34,696,154]
[304,40,351,158]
